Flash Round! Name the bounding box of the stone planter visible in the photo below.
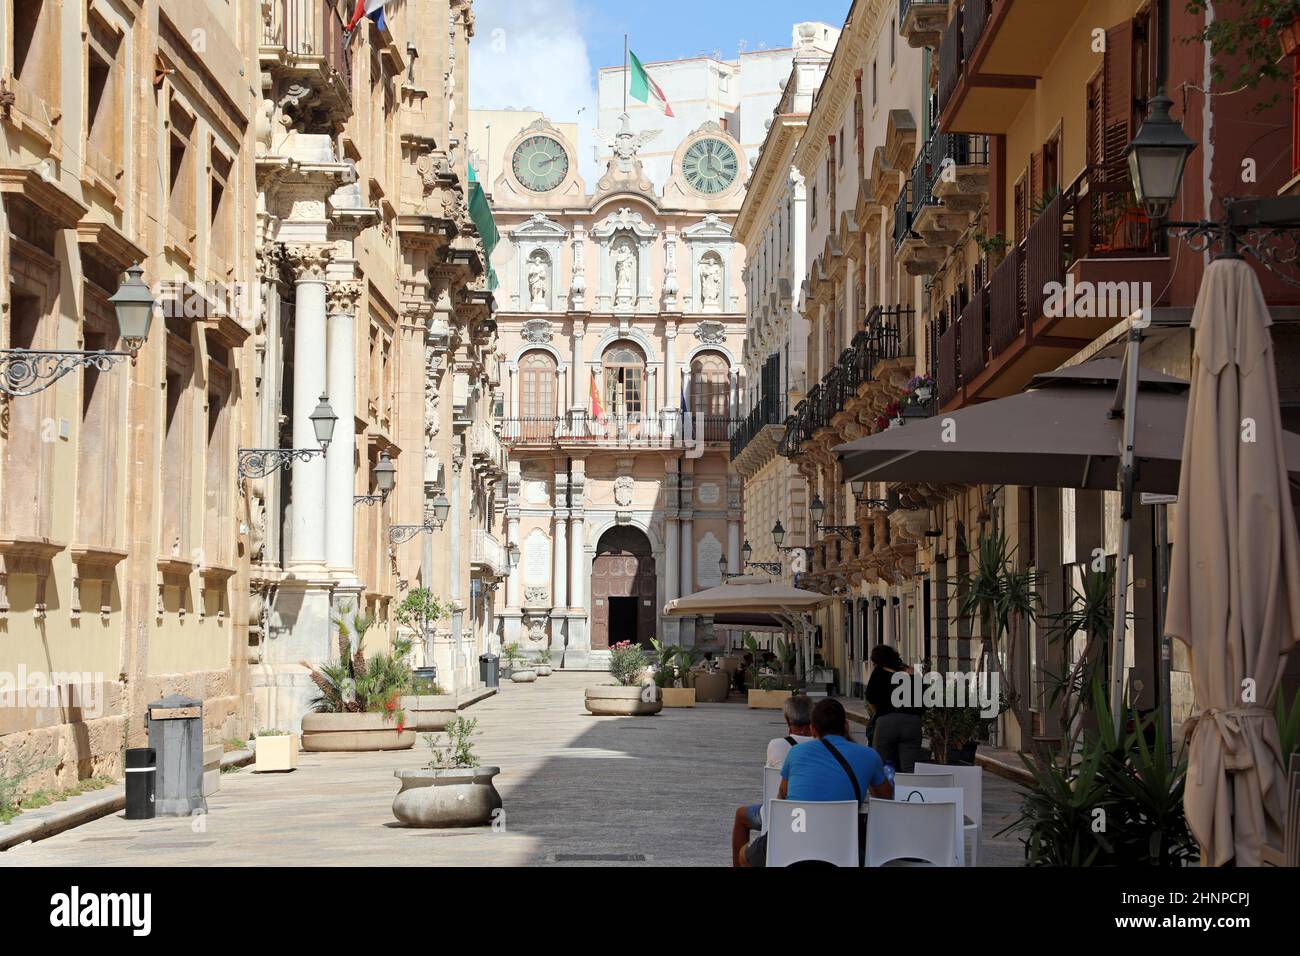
[584,685,663,716]
[300,712,416,752]
[399,694,458,732]
[510,669,538,683]
[535,664,553,677]
[391,767,503,828]
[692,670,730,703]
[748,689,793,710]
[253,734,299,772]
[661,687,696,708]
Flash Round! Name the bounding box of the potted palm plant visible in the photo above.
[651,639,697,707]
[300,607,417,752]
[392,717,503,828]
[534,648,553,677]
[503,642,536,682]
[743,634,793,709]
[584,641,663,715]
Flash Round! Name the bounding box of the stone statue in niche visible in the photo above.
[700,255,722,309]
[613,240,636,306]
[527,252,549,311]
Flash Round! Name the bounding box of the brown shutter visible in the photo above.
[1101,21,1134,184]
[1029,149,1043,214]
[1014,174,1027,241]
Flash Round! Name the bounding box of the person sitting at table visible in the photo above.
[865,644,924,772]
[730,695,816,865]
[734,652,754,694]
[736,698,892,867]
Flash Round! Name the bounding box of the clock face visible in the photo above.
[512,135,569,192]
[682,137,740,195]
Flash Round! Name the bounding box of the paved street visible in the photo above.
[1,673,1026,867]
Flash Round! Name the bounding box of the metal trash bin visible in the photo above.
[124,747,156,820]
[146,694,207,817]
[479,653,499,689]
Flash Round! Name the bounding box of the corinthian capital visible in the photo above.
[283,244,333,280]
[327,280,363,315]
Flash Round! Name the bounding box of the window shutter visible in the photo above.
[1029,150,1043,215]
[1101,21,1135,184]
[1087,71,1105,170]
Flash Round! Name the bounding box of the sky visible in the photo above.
[468,0,853,181]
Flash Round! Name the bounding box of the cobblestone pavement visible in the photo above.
[0,672,1027,866]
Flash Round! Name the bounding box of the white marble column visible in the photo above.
[288,247,331,568]
[506,513,521,608]
[727,517,741,575]
[729,368,739,419]
[569,511,584,610]
[552,511,568,609]
[571,327,585,406]
[665,516,680,602]
[663,327,677,409]
[681,514,694,596]
[325,281,359,576]
[508,366,517,419]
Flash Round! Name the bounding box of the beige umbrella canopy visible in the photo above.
[1165,257,1300,867]
[664,575,831,677]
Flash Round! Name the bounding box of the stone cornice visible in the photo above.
[734,115,807,247]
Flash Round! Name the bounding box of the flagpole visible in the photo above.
[623,34,629,116]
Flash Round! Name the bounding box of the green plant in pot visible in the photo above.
[302,607,413,721]
[502,642,536,682]
[923,703,983,766]
[608,640,648,686]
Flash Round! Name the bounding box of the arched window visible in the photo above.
[602,342,645,422]
[519,350,557,440]
[691,351,730,441]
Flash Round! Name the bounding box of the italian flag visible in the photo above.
[590,369,605,419]
[629,50,675,118]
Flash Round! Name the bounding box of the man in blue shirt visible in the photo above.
[738,698,892,867]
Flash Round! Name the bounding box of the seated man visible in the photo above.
[737,698,893,867]
[730,696,815,866]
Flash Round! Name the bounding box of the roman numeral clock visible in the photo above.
[680,134,740,196]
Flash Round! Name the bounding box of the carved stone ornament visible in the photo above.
[522,319,553,344]
[524,586,550,606]
[694,320,726,346]
[283,244,333,280]
[327,281,363,315]
[613,475,635,507]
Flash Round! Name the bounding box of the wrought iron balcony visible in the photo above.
[730,392,787,461]
[501,412,739,449]
[899,0,950,49]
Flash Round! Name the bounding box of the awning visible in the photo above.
[663,575,830,618]
[834,358,1300,494]
[466,162,499,291]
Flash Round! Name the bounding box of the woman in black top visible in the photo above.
[865,645,924,772]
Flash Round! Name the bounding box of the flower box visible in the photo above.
[253,733,299,772]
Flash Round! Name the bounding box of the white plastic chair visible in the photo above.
[765,799,860,867]
[759,766,782,835]
[894,785,966,866]
[864,797,958,867]
[916,761,983,866]
[895,771,955,789]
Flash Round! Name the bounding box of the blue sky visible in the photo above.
[469,0,851,180]
[569,0,853,68]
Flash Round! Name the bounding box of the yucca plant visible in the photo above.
[951,533,1042,745]
[1041,565,1117,754]
[302,605,413,715]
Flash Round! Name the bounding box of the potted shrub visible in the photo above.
[651,640,696,707]
[584,641,663,716]
[395,587,449,670]
[924,704,983,765]
[905,373,935,406]
[400,675,458,732]
[503,642,536,682]
[534,648,553,677]
[300,607,417,752]
[743,634,793,709]
[392,717,503,828]
[252,729,298,773]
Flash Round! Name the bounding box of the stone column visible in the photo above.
[664,324,677,410]
[571,325,585,406]
[727,516,741,575]
[325,280,360,577]
[506,512,521,609]
[568,461,586,611]
[729,367,739,420]
[552,512,568,611]
[287,245,331,569]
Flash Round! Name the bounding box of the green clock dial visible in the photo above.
[682,137,739,195]
[512,135,569,192]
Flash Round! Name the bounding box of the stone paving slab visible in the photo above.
[0,673,1027,866]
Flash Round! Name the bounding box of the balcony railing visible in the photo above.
[963,0,991,63]
[989,245,1023,355]
[900,0,948,20]
[1065,165,1159,262]
[914,130,990,211]
[779,307,914,459]
[262,0,353,87]
[501,412,740,448]
[470,530,506,578]
[893,179,912,249]
[936,6,963,116]
[730,391,787,460]
[959,285,988,383]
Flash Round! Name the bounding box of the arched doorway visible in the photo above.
[590,525,656,650]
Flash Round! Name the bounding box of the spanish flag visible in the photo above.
[590,369,605,419]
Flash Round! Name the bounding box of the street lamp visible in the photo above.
[390,492,452,544]
[739,539,782,576]
[237,394,337,479]
[1,263,156,398]
[507,542,521,571]
[1124,91,1196,221]
[809,494,826,529]
[355,451,396,505]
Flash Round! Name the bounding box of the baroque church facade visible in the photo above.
[487,112,749,665]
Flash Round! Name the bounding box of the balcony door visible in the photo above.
[602,342,645,439]
[519,350,556,441]
[691,350,729,442]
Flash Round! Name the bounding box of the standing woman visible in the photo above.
[865,645,924,772]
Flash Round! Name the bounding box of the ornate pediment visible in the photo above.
[510,213,567,239]
[682,213,733,240]
[591,206,657,239]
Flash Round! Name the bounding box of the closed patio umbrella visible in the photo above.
[1165,257,1300,867]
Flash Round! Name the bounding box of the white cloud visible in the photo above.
[470,0,602,183]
